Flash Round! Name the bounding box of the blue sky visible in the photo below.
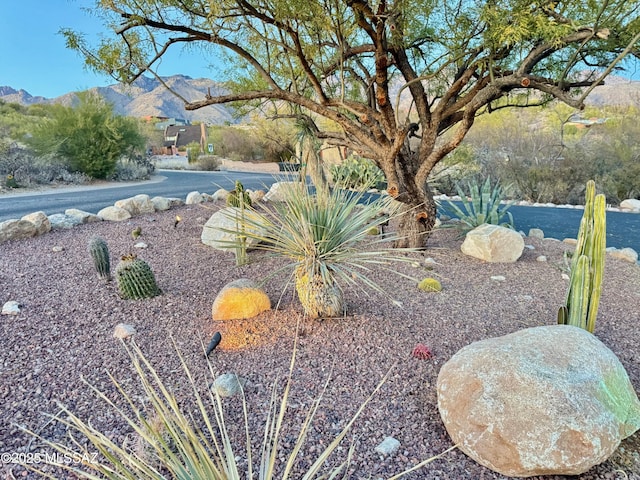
[0,0,217,98]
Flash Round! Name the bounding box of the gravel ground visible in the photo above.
[1,202,639,480]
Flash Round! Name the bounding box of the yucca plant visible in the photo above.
[558,180,606,333]
[21,339,455,479]
[221,178,418,318]
[441,177,515,235]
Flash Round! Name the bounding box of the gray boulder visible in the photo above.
[114,194,155,215]
[210,373,247,398]
[48,214,83,229]
[65,208,102,224]
[185,191,204,204]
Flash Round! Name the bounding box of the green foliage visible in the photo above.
[88,236,111,281]
[20,340,455,479]
[442,177,515,235]
[226,180,252,208]
[417,278,442,292]
[330,155,386,191]
[186,142,202,163]
[558,180,606,333]
[116,254,161,300]
[221,179,418,318]
[27,92,144,179]
[227,181,252,266]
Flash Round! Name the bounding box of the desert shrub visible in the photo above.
[194,155,221,171]
[111,154,155,181]
[186,141,202,163]
[27,92,144,179]
[330,154,386,190]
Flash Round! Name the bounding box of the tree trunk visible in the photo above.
[393,188,438,249]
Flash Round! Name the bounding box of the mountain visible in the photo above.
[1,74,638,123]
[0,75,236,125]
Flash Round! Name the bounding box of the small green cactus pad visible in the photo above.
[418,277,442,292]
[116,254,161,300]
[88,236,111,281]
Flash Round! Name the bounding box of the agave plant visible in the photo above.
[21,339,455,479]
[441,177,515,235]
[221,179,418,318]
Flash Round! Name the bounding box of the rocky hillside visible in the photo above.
[1,74,638,124]
[0,75,236,125]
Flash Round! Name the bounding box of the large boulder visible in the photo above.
[620,198,640,212]
[185,191,205,204]
[263,181,299,202]
[22,211,51,236]
[211,278,271,320]
[461,224,524,262]
[201,207,266,251]
[98,206,132,221]
[437,325,640,477]
[48,213,83,229]
[114,194,155,216]
[0,219,37,243]
[65,208,102,224]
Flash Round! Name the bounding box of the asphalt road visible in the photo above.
[1,170,638,252]
[0,170,283,222]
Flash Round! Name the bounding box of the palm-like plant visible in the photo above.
[441,177,515,235]
[224,179,418,318]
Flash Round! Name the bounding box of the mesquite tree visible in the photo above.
[63,0,640,247]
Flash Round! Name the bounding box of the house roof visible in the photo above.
[163,125,205,147]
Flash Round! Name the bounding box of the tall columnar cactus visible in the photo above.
[227,180,251,266]
[116,254,161,300]
[226,180,252,208]
[88,236,111,281]
[558,180,606,333]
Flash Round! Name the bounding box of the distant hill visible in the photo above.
[0,75,236,125]
[1,74,638,123]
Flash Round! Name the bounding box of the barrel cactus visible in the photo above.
[88,236,111,281]
[558,180,606,333]
[418,277,442,292]
[116,254,161,300]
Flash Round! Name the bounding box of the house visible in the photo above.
[162,124,208,155]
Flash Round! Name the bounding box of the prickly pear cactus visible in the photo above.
[88,236,111,281]
[116,254,161,300]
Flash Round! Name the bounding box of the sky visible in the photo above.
[0,0,218,99]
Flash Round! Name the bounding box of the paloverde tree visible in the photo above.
[64,0,639,246]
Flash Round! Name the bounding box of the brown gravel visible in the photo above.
[1,202,639,480]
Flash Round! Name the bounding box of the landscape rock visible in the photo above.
[22,211,51,235]
[167,197,185,207]
[528,228,544,239]
[375,436,401,456]
[620,198,640,212]
[201,207,266,251]
[114,194,155,215]
[536,255,547,262]
[64,208,102,224]
[48,213,84,229]
[150,196,172,211]
[134,242,148,249]
[608,247,638,264]
[249,189,266,203]
[1,301,20,315]
[210,373,247,398]
[185,191,204,204]
[211,278,271,320]
[212,188,230,202]
[0,219,37,243]
[98,206,132,221]
[263,181,299,202]
[460,224,524,262]
[563,238,578,246]
[437,325,640,477]
[113,323,136,339]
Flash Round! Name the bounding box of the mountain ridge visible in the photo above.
[1,74,638,123]
[0,75,236,125]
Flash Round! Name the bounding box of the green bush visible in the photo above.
[27,92,144,179]
[330,155,386,191]
[194,155,221,171]
[441,177,515,235]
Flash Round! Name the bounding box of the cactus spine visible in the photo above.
[116,254,161,300]
[558,180,606,333]
[89,236,111,281]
